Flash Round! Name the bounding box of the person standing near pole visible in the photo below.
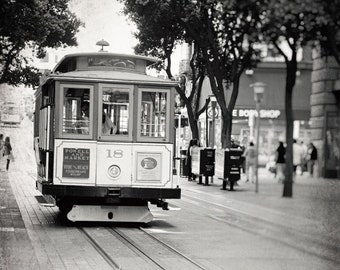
[242,142,256,183]
[275,141,286,183]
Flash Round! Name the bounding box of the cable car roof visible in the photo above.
[53,52,159,74]
[43,70,177,86]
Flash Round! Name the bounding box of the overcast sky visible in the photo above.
[65,0,180,75]
[68,0,138,53]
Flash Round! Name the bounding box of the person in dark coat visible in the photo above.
[307,142,318,177]
[3,136,13,171]
[275,141,286,183]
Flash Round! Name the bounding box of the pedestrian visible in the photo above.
[0,134,4,171]
[3,136,14,171]
[242,142,256,183]
[307,142,318,177]
[300,140,308,175]
[240,144,246,174]
[293,139,304,177]
[186,139,200,181]
[275,141,286,183]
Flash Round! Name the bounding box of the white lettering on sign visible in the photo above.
[232,109,280,119]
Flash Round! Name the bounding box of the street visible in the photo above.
[0,119,339,270]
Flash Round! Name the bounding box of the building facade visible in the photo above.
[179,59,313,166]
[310,49,340,179]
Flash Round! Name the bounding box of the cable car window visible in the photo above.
[140,91,167,138]
[100,87,130,136]
[62,87,91,135]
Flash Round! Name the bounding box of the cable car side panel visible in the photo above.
[53,140,173,188]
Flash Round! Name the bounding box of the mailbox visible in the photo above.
[215,148,243,190]
[226,148,243,180]
[191,147,215,177]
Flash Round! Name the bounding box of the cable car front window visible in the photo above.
[101,87,129,136]
[140,91,167,138]
[63,88,90,135]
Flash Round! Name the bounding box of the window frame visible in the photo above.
[59,84,94,139]
[137,88,171,142]
[98,83,134,141]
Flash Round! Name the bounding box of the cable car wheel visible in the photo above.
[57,198,73,214]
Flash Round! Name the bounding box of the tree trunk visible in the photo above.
[187,106,199,139]
[221,109,232,149]
[283,60,297,197]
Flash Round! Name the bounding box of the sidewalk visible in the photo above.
[0,170,40,269]
[178,168,340,240]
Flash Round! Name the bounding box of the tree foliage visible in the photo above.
[311,0,340,64]
[0,0,82,87]
[122,0,264,147]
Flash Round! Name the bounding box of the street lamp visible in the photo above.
[250,82,266,193]
[208,95,217,148]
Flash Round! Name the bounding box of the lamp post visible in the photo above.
[208,95,217,148]
[250,82,266,193]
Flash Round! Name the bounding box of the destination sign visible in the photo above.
[62,148,90,178]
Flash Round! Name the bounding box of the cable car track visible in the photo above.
[79,226,207,270]
[78,227,121,270]
[110,227,207,270]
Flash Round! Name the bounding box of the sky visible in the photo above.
[68,0,138,54]
[45,0,181,75]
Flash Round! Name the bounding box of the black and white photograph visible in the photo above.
[0,0,339,269]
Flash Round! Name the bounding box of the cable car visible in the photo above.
[1,101,22,127]
[34,45,181,222]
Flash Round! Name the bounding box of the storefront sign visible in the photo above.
[63,148,90,178]
[233,109,281,119]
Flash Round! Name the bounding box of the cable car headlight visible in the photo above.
[107,165,121,179]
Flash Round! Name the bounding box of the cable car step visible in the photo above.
[35,195,56,207]
[67,205,153,223]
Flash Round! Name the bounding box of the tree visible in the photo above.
[121,0,207,140]
[312,0,340,65]
[0,0,82,87]
[122,0,263,148]
[262,0,321,197]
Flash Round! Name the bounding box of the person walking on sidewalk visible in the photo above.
[186,139,200,181]
[242,142,256,183]
[0,134,4,171]
[293,139,304,177]
[307,142,318,177]
[3,136,14,171]
[275,141,286,183]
